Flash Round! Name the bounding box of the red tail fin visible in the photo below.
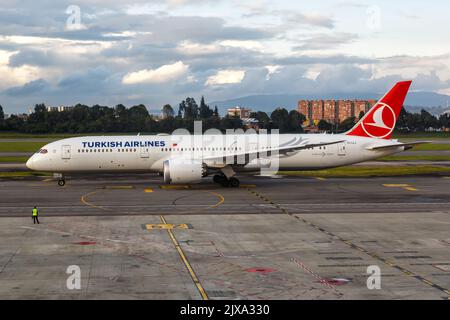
[346,81,412,139]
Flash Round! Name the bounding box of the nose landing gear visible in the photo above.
[54,173,65,187]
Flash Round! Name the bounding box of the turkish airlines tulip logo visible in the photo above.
[361,103,396,138]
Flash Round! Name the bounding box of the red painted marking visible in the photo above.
[322,278,351,285]
[246,268,276,274]
[73,241,97,245]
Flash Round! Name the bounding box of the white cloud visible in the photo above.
[176,40,265,56]
[205,69,245,86]
[0,50,42,90]
[122,61,189,84]
[103,31,153,38]
[176,41,223,55]
[219,40,264,51]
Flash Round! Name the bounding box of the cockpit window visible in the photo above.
[37,149,48,154]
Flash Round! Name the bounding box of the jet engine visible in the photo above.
[163,159,207,184]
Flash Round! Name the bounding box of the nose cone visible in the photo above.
[26,157,35,170]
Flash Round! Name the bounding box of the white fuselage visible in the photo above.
[26,133,405,174]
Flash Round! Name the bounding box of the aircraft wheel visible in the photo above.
[58,179,65,187]
[229,177,240,188]
[220,178,230,187]
[213,174,222,184]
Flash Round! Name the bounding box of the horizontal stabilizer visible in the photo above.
[366,141,431,150]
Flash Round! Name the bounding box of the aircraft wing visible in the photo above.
[202,139,346,164]
[366,141,431,151]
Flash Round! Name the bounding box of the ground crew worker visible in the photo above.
[32,206,40,224]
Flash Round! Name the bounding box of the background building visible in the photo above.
[227,106,252,118]
[323,100,337,124]
[338,100,353,123]
[298,100,310,124]
[46,106,74,112]
[298,99,377,126]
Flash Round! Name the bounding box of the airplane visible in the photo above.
[26,80,427,187]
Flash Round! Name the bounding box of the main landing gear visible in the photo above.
[54,173,65,186]
[213,174,240,188]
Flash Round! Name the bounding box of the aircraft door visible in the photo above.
[337,142,346,156]
[140,146,149,158]
[61,145,71,159]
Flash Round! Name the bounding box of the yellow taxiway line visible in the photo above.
[80,190,109,211]
[382,183,418,191]
[160,215,208,300]
[104,185,134,189]
[205,191,224,208]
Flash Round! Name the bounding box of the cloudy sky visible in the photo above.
[1,0,450,113]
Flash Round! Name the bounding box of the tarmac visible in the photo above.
[0,174,449,299]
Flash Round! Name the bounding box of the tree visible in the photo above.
[199,96,213,119]
[128,104,149,131]
[0,105,4,130]
[183,97,198,119]
[420,109,439,130]
[220,115,243,131]
[114,104,128,132]
[213,106,219,117]
[338,117,356,132]
[178,101,186,118]
[395,107,409,132]
[439,113,450,129]
[4,114,24,131]
[250,111,270,128]
[318,119,333,132]
[287,110,305,133]
[270,108,289,132]
[358,111,365,120]
[162,104,174,118]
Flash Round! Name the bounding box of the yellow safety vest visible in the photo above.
[32,208,38,216]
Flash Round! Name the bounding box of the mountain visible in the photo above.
[211,91,450,116]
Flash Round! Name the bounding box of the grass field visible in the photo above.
[0,132,151,139]
[282,165,450,177]
[0,142,47,152]
[0,157,29,163]
[393,132,450,139]
[409,143,450,151]
[379,155,450,161]
[0,171,50,177]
